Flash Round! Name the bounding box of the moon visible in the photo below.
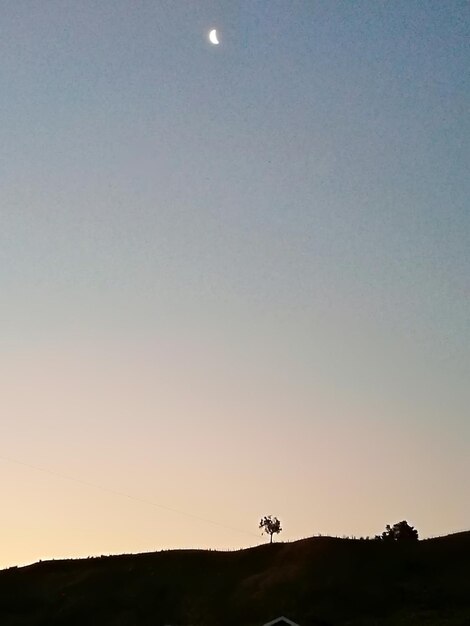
[209,29,219,45]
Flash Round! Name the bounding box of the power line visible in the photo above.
[0,455,259,539]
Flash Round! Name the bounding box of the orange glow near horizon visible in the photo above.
[1,334,468,569]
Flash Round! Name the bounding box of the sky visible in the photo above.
[0,0,469,568]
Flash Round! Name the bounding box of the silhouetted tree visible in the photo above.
[259,515,282,543]
[375,520,419,542]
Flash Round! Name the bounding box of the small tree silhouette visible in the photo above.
[259,515,282,544]
[376,520,419,542]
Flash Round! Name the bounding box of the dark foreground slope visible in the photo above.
[0,532,469,626]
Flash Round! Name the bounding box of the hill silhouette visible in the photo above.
[0,532,469,625]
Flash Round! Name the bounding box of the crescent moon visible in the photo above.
[209,29,219,45]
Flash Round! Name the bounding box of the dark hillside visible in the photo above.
[0,532,469,625]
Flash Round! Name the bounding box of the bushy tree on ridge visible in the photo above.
[259,515,282,544]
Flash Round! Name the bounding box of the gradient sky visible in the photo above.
[1,0,469,569]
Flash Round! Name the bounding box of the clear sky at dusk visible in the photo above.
[1,1,469,568]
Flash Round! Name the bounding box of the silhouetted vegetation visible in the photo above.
[375,520,419,542]
[0,531,469,625]
[259,515,282,544]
